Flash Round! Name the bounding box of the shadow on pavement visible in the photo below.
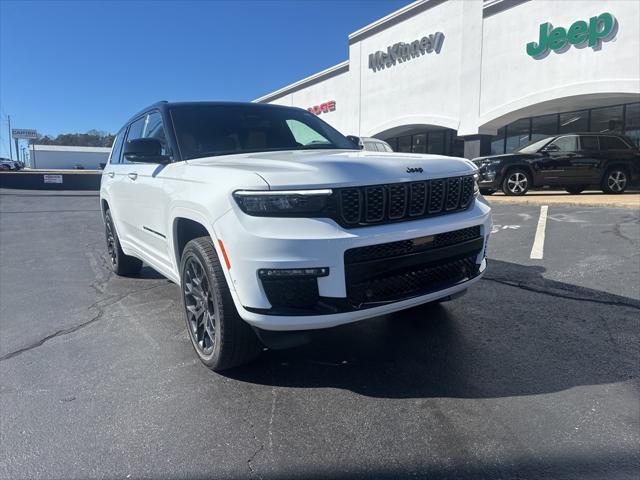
[225,259,639,400]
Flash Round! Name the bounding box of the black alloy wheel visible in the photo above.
[183,255,217,356]
[180,236,261,370]
[104,209,142,276]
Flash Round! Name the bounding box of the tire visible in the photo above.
[601,167,629,194]
[479,189,496,196]
[502,169,531,196]
[104,209,142,276]
[180,236,261,371]
[565,186,586,195]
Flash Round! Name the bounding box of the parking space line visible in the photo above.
[530,205,548,259]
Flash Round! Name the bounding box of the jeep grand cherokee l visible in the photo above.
[474,133,640,195]
[101,102,492,370]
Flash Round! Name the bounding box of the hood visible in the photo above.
[187,149,477,189]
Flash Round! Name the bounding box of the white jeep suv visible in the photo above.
[101,101,492,370]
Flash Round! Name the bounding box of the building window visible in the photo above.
[412,133,426,153]
[559,110,588,133]
[427,131,445,154]
[531,114,557,141]
[490,127,505,155]
[398,135,412,153]
[590,105,624,134]
[505,118,530,153]
[624,103,640,146]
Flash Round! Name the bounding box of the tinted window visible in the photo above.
[143,112,168,154]
[490,127,505,155]
[505,118,530,153]
[580,136,599,151]
[625,103,640,146]
[122,116,146,164]
[412,134,426,153]
[170,104,355,160]
[427,131,445,154]
[109,130,126,164]
[559,111,588,133]
[531,114,557,141]
[590,105,623,133]
[549,136,577,152]
[398,135,411,153]
[600,136,630,150]
[127,116,146,142]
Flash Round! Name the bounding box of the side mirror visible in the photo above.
[124,138,170,163]
[542,143,559,153]
[346,135,364,150]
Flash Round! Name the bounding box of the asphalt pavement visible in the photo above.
[0,191,638,479]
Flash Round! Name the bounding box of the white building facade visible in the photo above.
[255,0,640,158]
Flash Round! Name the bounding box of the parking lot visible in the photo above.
[0,190,638,479]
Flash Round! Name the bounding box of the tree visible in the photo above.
[29,130,115,147]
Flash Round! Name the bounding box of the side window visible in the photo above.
[286,119,331,146]
[549,136,577,152]
[143,111,168,154]
[580,135,599,151]
[600,136,629,150]
[109,130,126,165]
[122,116,146,164]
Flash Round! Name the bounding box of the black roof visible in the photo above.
[125,100,301,126]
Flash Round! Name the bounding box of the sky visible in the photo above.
[0,0,409,158]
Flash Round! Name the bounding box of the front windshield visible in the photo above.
[516,137,553,154]
[170,104,358,160]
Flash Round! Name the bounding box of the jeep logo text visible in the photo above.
[526,12,617,59]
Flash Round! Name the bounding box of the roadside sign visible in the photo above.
[11,129,38,139]
[43,174,63,184]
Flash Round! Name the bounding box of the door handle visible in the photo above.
[128,173,138,181]
[107,172,115,178]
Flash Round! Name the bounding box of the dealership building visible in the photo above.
[255,0,640,158]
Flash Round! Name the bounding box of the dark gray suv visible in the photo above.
[473,133,640,195]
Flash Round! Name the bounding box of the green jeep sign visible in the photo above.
[527,12,617,58]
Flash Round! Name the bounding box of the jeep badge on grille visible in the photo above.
[406,167,423,173]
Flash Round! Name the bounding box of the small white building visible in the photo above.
[29,145,111,170]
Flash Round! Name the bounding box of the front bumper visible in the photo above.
[213,196,492,331]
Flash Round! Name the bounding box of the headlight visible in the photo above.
[473,173,480,195]
[233,189,332,216]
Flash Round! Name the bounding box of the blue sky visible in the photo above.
[0,0,408,157]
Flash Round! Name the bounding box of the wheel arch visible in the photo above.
[169,208,234,289]
[501,164,535,185]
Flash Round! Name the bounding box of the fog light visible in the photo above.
[479,258,487,273]
[258,267,329,278]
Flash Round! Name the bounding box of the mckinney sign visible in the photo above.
[368,32,445,72]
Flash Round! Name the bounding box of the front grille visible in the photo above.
[344,226,483,306]
[344,226,481,264]
[347,255,479,306]
[333,175,475,228]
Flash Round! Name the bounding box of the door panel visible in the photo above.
[540,135,578,184]
[570,135,602,183]
[120,111,172,268]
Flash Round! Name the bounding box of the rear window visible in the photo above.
[580,136,599,151]
[109,130,126,164]
[600,136,629,150]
